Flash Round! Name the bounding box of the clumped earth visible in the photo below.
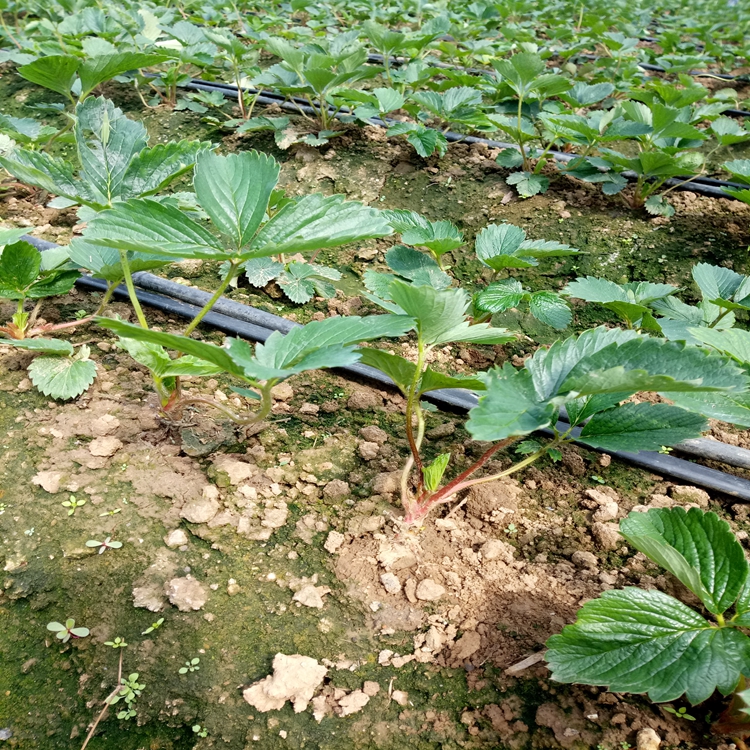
[2,75,750,750]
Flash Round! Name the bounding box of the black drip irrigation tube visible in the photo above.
[182,76,747,201]
[19,234,750,501]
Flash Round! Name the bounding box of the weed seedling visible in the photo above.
[107,672,145,721]
[179,657,200,674]
[142,618,165,635]
[86,537,123,554]
[46,619,89,643]
[104,637,128,649]
[62,495,85,515]
[663,705,696,720]
[193,725,208,737]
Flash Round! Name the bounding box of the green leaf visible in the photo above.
[466,364,556,441]
[358,348,416,393]
[1,338,74,354]
[644,195,675,218]
[545,587,750,704]
[506,171,549,198]
[475,224,525,269]
[276,263,319,304]
[18,55,79,97]
[406,126,447,158]
[515,439,542,455]
[668,390,750,429]
[688,327,750,363]
[495,148,524,168]
[244,257,284,287]
[122,140,210,198]
[82,199,223,259]
[418,367,485,394]
[475,279,525,313]
[422,453,451,493]
[75,97,150,208]
[252,194,391,258]
[524,326,640,401]
[620,507,748,615]
[493,52,546,93]
[193,151,280,252]
[28,352,97,400]
[711,117,750,146]
[565,82,615,106]
[578,402,707,452]
[475,224,577,270]
[528,291,571,330]
[27,270,79,300]
[692,263,744,304]
[96,319,247,378]
[0,227,31,247]
[563,276,628,304]
[382,210,463,257]
[78,52,168,97]
[235,315,414,380]
[0,151,81,203]
[229,385,261,401]
[388,280,513,346]
[0,240,41,297]
[67,238,168,281]
[373,87,404,113]
[117,338,222,378]
[561,337,749,397]
[384,245,451,288]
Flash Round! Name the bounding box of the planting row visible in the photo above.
[2,3,750,213]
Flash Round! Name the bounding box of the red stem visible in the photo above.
[406,437,516,521]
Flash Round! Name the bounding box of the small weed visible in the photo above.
[86,537,123,554]
[663,705,696,720]
[47,618,89,643]
[62,495,86,515]
[142,617,165,635]
[193,725,208,737]
[108,672,145,721]
[105,637,128,649]
[179,657,200,674]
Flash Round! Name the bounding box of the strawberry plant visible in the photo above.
[75,148,400,416]
[98,313,413,424]
[0,232,101,400]
[360,288,748,526]
[363,17,449,85]
[471,222,576,329]
[485,52,572,197]
[546,506,750,747]
[379,213,576,329]
[16,48,167,110]
[562,277,679,331]
[136,21,217,109]
[254,33,379,135]
[0,96,209,219]
[564,263,750,342]
[561,100,707,215]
